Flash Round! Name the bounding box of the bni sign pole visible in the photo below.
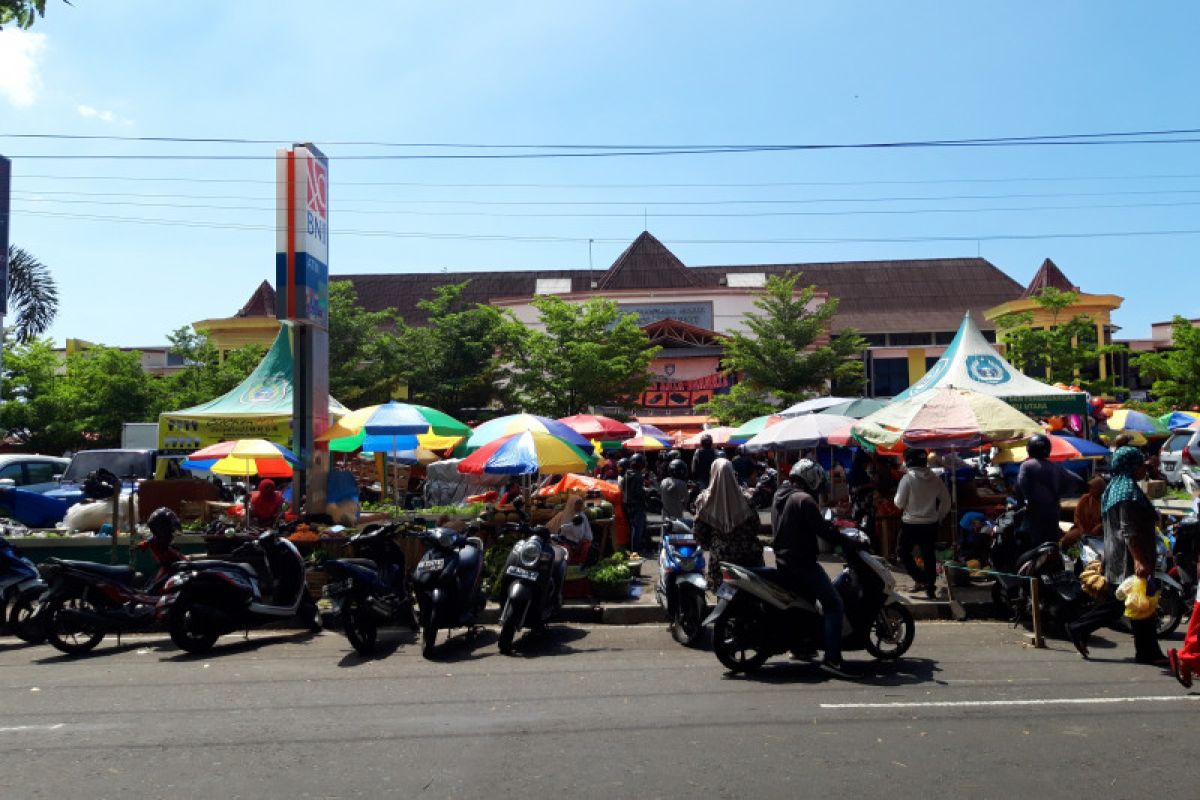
[0,155,11,391]
[275,144,330,516]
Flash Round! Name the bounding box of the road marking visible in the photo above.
[820,696,1199,709]
[0,723,65,733]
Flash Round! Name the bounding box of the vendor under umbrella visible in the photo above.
[249,479,286,528]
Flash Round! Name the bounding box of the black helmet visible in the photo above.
[700,434,713,447]
[147,507,180,539]
[667,449,682,462]
[904,448,929,468]
[1027,433,1052,460]
[668,458,687,479]
[629,453,646,470]
[617,457,630,470]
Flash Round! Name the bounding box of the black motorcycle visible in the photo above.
[410,523,487,659]
[318,522,418,656]
[496,520,569,655]
[157,529,322,654]
[990,507,1087,634]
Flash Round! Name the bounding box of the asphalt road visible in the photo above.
[0,622,1197,800]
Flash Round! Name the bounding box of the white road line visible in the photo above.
[820,696,1199,709]
[0,723,66,733]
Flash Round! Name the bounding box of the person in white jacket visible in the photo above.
[893,449,951,598]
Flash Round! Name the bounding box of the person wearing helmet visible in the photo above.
[1017,433,1084,545]
[692,433,717,482]
[771,458,851,677]
[621,452,649,553]
[138,507,185,585]
[660,458,692,524]
[893,449,951,598]
[731,445,755,485]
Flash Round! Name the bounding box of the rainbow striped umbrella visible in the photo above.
[466,414,591,450]
[1107,409,1166,436]
[457,431,590,476]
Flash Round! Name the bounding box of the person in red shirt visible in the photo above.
[249,479,286,528]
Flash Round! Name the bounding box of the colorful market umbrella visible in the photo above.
[623,435,670,451]
[558,414,636,440]
[457,431,590,476]
[628,422,673,445]
[744,414,856,452]
[728,415,781,443]
[816,398,888,419]
[1161,411,1200,430]
[1106,409,1166,436]
[319,402,469,443]
[852,387,1042,450]
[778,396,853,417]
[681,426,738,449]
[182,439,301,480]
[466,414,591,451]
[326,429,462,454]
[993,433,1111,463]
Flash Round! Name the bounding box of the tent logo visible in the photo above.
[966,355,1010,385]
[239,377,288,405]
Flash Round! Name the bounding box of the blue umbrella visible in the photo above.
[362,401,434,436]
[1054,434,1110,459]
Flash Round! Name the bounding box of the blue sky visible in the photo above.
[1,1,1197,346]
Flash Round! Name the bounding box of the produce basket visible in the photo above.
[591,578,632,601]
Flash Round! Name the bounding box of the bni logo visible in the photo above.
[306,156,327,219]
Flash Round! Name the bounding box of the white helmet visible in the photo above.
[789,459,828,494]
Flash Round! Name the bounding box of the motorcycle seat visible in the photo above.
[337,558,378,571]
[58,560,135,582]
[185,559,258,577]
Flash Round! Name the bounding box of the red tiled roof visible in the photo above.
[236,280,277,317]
[1020,258,1079,298]
[597,231,700,290]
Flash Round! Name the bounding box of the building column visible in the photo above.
[907,348,926,386]
[1096,321,1107,380]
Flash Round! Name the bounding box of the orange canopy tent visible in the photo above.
[538,473,629,550]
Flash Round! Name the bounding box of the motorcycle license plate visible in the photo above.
[506,565,538,580]
[419,559,444,572]
[716,583,736,600]
[322,579,351,597]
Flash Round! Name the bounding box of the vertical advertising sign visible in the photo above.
[0,155,10,315]
[275,144,330,512]
[275,145,329,328]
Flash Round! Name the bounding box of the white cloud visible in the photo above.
[0,28,47,107]
[77,104,133,126]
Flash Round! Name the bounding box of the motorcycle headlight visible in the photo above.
[518,540,542,567]
[433,528,457,549]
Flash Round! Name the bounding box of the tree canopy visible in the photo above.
[5,245,59,344]
[1132,315,1200,409]
[0,0,50,30]
[327,280,403,407]
[697,272,865,425]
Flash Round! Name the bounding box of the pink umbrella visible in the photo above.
[681,427,738,449]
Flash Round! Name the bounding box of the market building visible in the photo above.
[338,231,1028,409]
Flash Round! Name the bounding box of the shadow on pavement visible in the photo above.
[504,624,594,658]
[336,631,411,666]
[720,655,943,686]
[34,637,175,664]
[162,629,321,662]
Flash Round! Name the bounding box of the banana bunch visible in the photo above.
[1079,560,1107,598]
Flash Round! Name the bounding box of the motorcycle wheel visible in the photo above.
[712,606,769,673]
[45,596,105,655]
[342,599,378,656]
[9,588,47,644]
[299,594,323,633]
[420,606,438,659]
[498,604,519,655]
[864,604,915,660]
[1154,585,1184,638]
[672,590,706,647]
[168,600,220,654]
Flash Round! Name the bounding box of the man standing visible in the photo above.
[893,449,951,599]
[692,434,717,482]
[1017,433,1084,545]
[622,452,649,554]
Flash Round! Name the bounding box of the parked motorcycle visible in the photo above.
[318,521,418,656]
[704,527,915,673]
[157,529,322,654]
[496,520,568,654]
[1077,531,1185,637]
[1,532,47,643]
[654,517,707,646]
[410,523,487,659]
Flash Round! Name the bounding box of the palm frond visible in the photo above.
[6,245,59,343]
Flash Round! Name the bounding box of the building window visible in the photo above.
[534,278,572,295]
[889,332,933,347]
[981,329,997,343]
[934,331,956,345]
[166,352,186,367]
[726,272,766,288]
[861,333,887,347]
[871,357,910,397]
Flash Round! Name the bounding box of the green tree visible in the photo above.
[156,327,266,414]
[995,287,1125,394]
[697,272,866,425]
[0,337,75,452]
[5,245,59,344]
[507,296,659,418]
[0,0,52,29]
[327,280,403,406]
[399,281,517,418]
[1131,315,1200,408]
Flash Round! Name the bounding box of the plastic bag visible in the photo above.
[1115,575,1159,620]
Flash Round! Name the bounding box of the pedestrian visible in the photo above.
[660,458,692,522]
[893,449,951,599]
[692,434,717,482]
[1169,583,1200,688]
[731,446,755,485]
[1066,447,1168,666]
[692,457,763,590]
[1017,433,1084,545]
[596,453,619,481]
[622,452,649,554]
[1061,475,1105,548]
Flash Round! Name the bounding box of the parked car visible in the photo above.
[0,455,71,494]
[43,449,158,505]
[1160,429,1200,486]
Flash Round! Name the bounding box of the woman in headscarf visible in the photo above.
[547,495,594,565]
[1065,447,1167,666]
[693,458,763,590]
[248,478,285,528]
